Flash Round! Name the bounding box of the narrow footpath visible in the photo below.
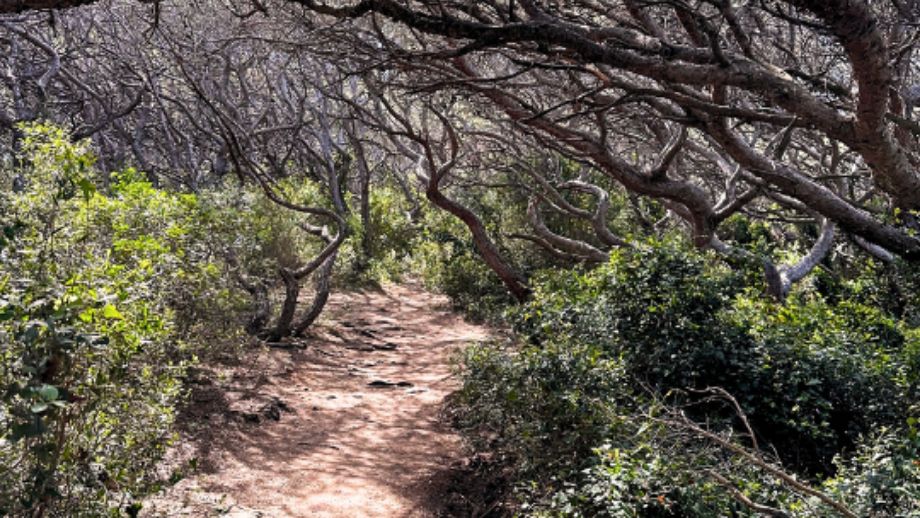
[142,284,491,517]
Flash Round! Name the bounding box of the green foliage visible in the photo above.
[344,185,418,284]
[821,429,920,517]
[820,258,920,329]
[86,170,249,350]
[458,341,628,477]
[455,240,920,516]
[719,213,776,257]
[517,241,916,473]
[0,123,251,516]
[0,124,181,515]
[411,207,515,322]
[723,294,915,472]
[456,339,762,517]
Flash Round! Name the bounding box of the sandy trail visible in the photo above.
[143,283,490,518]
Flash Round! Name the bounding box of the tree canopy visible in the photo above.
[1,1,919,516]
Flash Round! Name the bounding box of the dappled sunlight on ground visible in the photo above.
[142,284,491,518]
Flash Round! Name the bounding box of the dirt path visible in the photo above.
[143,284,491,518]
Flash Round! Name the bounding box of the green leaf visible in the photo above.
[102,304,124,320]
[78,178,96,201]
[37,385,59,401]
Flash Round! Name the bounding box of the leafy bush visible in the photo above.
[457,340,767,517]
[821,428,920,517]
[0,124,265,516]
[0,125,192,516]
[457,341,629,478]
[517,241,916,473]
[411,208,515,322]
[357,185,418,282]
[455,240,920,516]
[86,170,250,352]
[723,295,914,473]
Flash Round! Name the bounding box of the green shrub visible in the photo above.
[517,241,916,473]
[360,186,417,281]
[723,294,914,473]
[820,429,920,517]
[457,341,628,477]
[0,124,194,516]
[411,208,515,322]
[456,338,766,517]
[455,240,920,516]
[0,124,270,515]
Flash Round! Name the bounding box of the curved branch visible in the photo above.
[505,232,587,263]
[558,180,630,248]
[410,107,531,301]
[0,0,101,12]
[706,120,920,258]
[852,235,895,264]
[786,0,920,208]
[428,182,532,301]
[649,125,687,180]
[776,218,836,297]
[527,196,609,263]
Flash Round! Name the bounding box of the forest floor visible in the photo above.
[141,283,493,518]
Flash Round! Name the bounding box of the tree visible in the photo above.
[289,0,920,290]
[5,0,920,300]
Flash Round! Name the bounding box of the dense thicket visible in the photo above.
[1,0,919,516]
[455,243,919,515]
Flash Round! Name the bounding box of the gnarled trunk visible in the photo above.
[294,250,338,336]
[268,267,301,341]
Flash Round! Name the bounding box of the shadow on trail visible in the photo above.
[145,283,492,518]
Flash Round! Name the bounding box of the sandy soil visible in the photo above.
[142,283,491,518]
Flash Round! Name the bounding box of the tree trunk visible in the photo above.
[426,186,531,302]
[294,250,337,336]
[269,267,301,341]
